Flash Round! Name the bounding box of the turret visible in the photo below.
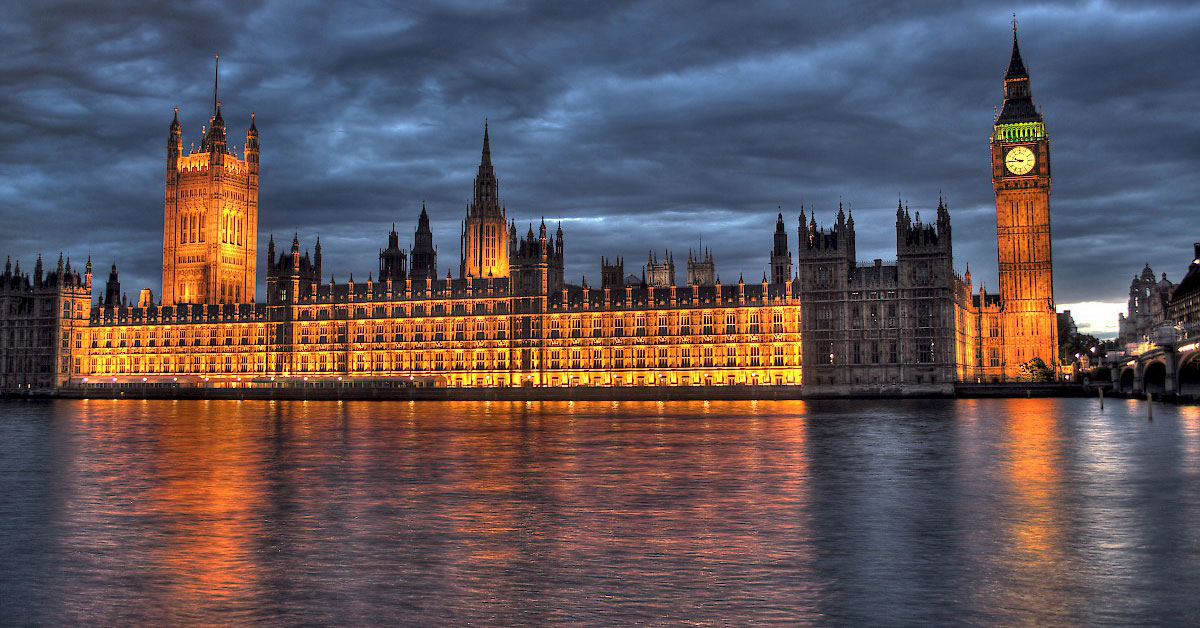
[379,224,408,281]
[266,234,276,271]
[167,107,182,170]
[313,234,322,279]
[555,222,564,261]
[245,111,259,184]
[410,204,438,280]
[104,264,121,308]
[245,112,259,156]
[771,211,792,284]
[601,256,625,289]
[936,194,951,231]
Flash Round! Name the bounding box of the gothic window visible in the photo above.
[916,263,931,285]
[818,265,831,287]
[917,339,935,363]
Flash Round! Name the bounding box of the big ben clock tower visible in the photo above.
[991,20,1058,379]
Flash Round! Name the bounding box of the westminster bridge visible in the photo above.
[1105,327,1200,398]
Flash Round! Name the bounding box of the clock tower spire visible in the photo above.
[990,19,1058,379]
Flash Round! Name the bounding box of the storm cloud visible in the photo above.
[1,1,1198,336]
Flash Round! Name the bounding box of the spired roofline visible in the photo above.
[1005,15,1028,80]
[996,17,1043,128]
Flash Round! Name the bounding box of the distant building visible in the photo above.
[644,251,675,287]
[600,257,625,289]
[1058,310,1077,337]
[1168,243,1200,333]
[1118,264,1175,345]
[685,248,715,286]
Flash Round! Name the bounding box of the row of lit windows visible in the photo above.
[81,340,800,375]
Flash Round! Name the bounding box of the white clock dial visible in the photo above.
[1005,146,1036,175]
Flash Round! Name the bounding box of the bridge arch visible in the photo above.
[1143,360,1168,395]
[1119,367,1136,393]
[1178,352,1200,399]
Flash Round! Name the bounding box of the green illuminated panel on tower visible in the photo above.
[994,122,1045,142]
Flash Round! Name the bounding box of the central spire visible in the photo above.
[996,17,1040,126]
[481,118,491,167]
[472,120,500,216]
[212,55,220,119]
[1005,15,1028,80]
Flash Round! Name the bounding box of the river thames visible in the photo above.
[1,398,1198,626]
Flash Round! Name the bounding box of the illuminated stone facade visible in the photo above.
[63,126,802,389]
[973,27,1059,380]
[162,60,259,306]
[460,123,509,280]
[73,257,801,389]
[0,27,1063,393]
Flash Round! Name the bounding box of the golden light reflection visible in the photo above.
[1178,405,1200,470]
[999,398,1073,617]
[144,404,265,608]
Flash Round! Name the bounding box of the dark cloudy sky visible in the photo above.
[2,1,1198,336]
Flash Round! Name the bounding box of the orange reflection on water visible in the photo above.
[1179,405,1200,472]
[143,401,267,610]
[999,398,1074,620]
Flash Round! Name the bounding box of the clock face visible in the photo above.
[1005,146,1036,175]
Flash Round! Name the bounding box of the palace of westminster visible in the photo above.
[0,29,1059,393]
